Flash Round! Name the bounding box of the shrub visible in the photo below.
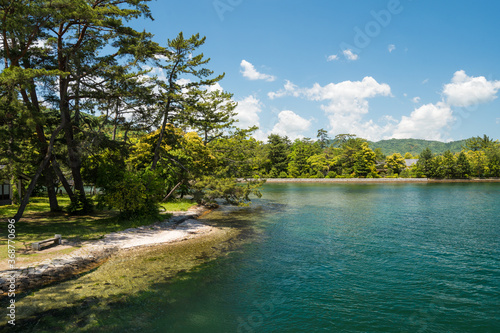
[100,169,164,218]
[327,171,337,178]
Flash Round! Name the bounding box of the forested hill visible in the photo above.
[369,139,468,156]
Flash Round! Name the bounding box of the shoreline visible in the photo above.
[0,205,218,298]
[261,178,500,183]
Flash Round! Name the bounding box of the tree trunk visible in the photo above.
[51,157,74,198]
[60,74,88,210]
[162,181,183,202]
[44,166,60,212]
[13,125,63,222]
[151,97,172,170]
[112,99,119,141]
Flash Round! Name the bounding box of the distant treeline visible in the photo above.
[258,133,500,179]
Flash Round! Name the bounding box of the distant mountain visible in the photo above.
[368,139,468,156]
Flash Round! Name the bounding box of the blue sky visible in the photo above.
[134,0,500,142]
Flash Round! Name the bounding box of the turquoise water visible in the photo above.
[9,183,500,332]
[160,183,500,333]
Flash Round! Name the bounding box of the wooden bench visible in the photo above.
[31,234,62,251]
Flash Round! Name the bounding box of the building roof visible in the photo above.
[405,159,419,167]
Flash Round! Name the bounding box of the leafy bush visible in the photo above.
[327,171,337,178]
[99,169,164,218]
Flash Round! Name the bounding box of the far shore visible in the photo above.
[260,178,500,183]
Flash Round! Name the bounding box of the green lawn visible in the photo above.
[0,196,197,261]
[159,198,197,212]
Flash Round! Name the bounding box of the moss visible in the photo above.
[8,225,241,331]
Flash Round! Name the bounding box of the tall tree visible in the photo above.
[317,128,330,149]
[455,151,471,179]
[183,88,237,145]
[151,32,224,170]
[416,148,434,177]
[2,0,161,220]
[266,134,291,176]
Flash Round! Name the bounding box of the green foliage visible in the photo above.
[385,153,406,175]
[191,177,264,207]
[287,138,321,177]
[266,134,291,175]
[455,152,471,179]
[183,89,237,144]
[99,169,164,218]
[326,171,337,178]
[464,135,497,152]
[82,148,127,188]
[210,127,266,179]
[353,142,378,178]
[307,154,329,175]
[66,190,94,215]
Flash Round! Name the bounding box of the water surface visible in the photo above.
[8,183,500,332]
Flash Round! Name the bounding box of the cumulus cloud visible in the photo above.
[412,96,421,103]
[325,113,395,141]
[301,77,391,109]
[388,44,396,53]
[327,54,339,62]
[234,95,262,129]
[443,70,500,107]
[240,60,276,82]
[268,77,392,141]
[392,102,454,140]
[343,49,359,61]
[206,82,223,93]
[268,80,300,99]
[269,110,312,140]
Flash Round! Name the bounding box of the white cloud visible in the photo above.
[234,95,262,129]
[327,54,339,62]
[240,60,276,82]
[412,96,421,103]
[268,80,300,99]
[206,82,223,93]
[270,110,312,140]
[154,54,169,61]
[443,70,500,107]
[392,102,454,140]
[302,77,391,108]
[422,78,429,84]
[325,113,395,142]
[268,77,392,141]
[342,49,359,61]
[388,44,396,53]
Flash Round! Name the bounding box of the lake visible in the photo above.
[8,183,500,332]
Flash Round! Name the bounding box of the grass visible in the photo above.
[159,198,196,212]
[0,195,197,262]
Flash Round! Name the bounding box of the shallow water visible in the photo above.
[6,183,500,332]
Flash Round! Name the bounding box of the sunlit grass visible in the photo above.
[159,198,197,212]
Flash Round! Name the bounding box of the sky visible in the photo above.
[131,0,500,142]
